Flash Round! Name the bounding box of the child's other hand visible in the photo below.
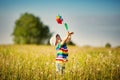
[69,32,74,35]
[68,31,74,36]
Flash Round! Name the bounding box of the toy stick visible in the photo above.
[64,23,69,32]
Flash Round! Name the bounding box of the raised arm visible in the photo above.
[61,32,74,45]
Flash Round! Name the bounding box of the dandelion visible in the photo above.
[41,72,43,74]
[85,54,91,63]
[48,74,52,77]
[45,62,49,65]
[97,68,100,71]
[99,53,103,58]
[32,67,35,70]
[6,62,9,66]
[108,50,112,54]
[87,54,91,58]
[73,66,76,69]
[112,63,115,67]
[117,64,119,67]
[52,62,54,65]
[108,52,112,57]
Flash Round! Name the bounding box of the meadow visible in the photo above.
[0,45,120,80]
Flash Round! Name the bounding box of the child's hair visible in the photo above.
[50,34,59,46]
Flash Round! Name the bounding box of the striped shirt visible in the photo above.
[56,42,68,63]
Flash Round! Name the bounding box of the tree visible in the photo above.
[12,13,52,44]
[68,41,75,46]
[105,43,111,48]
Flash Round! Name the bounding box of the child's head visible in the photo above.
[50,34,61,46]
[56,34,62,42]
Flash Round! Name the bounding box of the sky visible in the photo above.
[0,0,120,47]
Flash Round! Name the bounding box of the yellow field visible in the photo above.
[0,45,120,80]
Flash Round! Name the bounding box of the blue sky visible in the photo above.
[0,0,120,47]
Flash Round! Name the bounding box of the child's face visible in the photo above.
[56,34,61,42]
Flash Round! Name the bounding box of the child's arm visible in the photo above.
[61,32,74,45]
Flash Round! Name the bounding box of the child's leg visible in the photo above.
[56,62,65,74]
[61,63,65,74]
[56,62,60,72]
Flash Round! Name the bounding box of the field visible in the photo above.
[0,45,120,80]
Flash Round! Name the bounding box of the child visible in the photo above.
[50,31,74,74]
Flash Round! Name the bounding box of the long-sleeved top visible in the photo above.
[56,42,68,63]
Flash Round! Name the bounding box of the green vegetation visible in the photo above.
[0,45,120,80]
[12,13,52,44]
[105,43,111,48]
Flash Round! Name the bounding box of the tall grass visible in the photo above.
[0,45,120,80]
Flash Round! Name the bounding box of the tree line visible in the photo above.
[12,13,75,45]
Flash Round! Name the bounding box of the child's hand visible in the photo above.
[62,31,74,44]
[69,32,74,35]
[68,31,74,36]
